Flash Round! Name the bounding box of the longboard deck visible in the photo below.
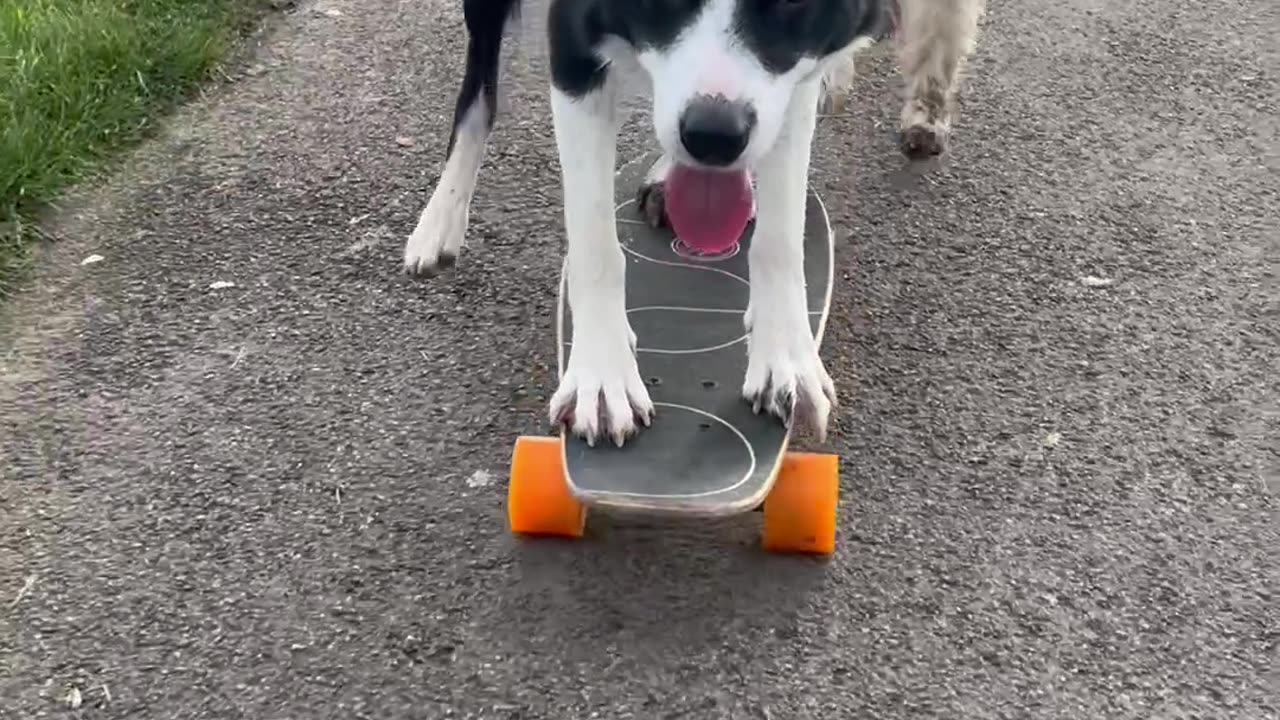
[557,151,834,515]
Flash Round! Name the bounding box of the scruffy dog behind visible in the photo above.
[893,0,986,158]
[819,0,986,156]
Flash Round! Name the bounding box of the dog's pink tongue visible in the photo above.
[664,165,753,253]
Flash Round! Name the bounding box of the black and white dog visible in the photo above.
[404,0,985,447]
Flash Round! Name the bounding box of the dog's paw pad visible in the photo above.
[899,124,947,159]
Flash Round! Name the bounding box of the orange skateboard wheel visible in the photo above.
[508,436,586,538]
[761,452,839,554]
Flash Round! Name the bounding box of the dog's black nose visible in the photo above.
[678,96,755,167]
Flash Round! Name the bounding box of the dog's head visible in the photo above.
[628,0,887,169]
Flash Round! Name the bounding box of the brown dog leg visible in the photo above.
[895,0,986,158]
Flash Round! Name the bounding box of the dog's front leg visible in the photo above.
[547,81,654,447]
[742,77,835,439]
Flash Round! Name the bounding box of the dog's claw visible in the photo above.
[776,389,796,423]
[551,404,571,429]
[743,330,835,441]
[745,382,797,425]
[404,251,457,277]
[549,356,655,448]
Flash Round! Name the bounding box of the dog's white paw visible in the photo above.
[742,306,835,439]
[404,189,468,276]
[550,330,654,447]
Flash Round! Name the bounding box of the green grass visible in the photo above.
[0,0,269,296]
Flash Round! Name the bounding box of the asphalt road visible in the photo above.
[2,0,1277,718]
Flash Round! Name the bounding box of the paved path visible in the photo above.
[3,0,1277,717]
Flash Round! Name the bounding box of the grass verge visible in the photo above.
[0,0,272,296]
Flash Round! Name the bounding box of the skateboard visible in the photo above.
[506,151,839,554]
